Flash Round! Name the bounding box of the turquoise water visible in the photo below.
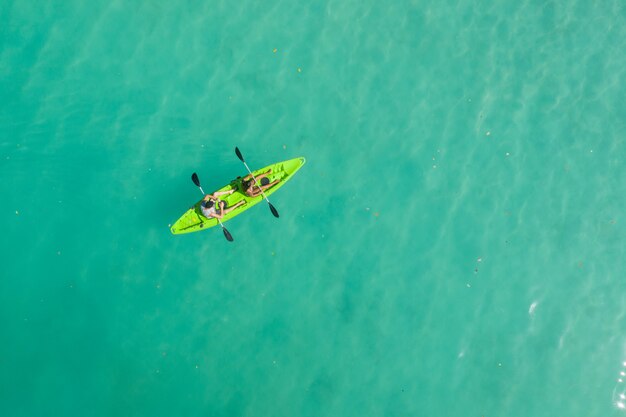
[1,0,626,415]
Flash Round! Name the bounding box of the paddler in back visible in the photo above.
[200,189,245,219]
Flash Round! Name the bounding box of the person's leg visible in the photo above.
[249,169,272,183]
[220,200,246,215]
[260,179,279,192]
[214,189,235,197]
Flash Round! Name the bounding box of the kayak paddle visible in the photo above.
[191,173,205,194]
[235,147,279,218]
[191,172,234,242]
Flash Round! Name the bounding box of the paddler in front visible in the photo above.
[242,168,279,197]
[200,189,246,219]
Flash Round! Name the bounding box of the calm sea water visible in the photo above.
[2,1,626,416]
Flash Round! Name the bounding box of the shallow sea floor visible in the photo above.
[1,1,626,416]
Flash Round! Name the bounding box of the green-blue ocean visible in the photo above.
[2,1,626,416]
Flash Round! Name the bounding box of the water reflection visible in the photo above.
[613,362,626,410]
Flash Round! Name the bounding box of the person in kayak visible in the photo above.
[201,189,245,219]
[242,169,279,197]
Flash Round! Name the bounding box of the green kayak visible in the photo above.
[170,156,306,235]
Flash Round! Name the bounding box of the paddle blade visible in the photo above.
[223,227,234,242]
[235,147,244,162]
[191,172,201,187]
[269,203,279,218]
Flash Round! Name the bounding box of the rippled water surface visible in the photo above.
[1,1,626,416]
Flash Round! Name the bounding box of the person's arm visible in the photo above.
[209,201,226,219]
